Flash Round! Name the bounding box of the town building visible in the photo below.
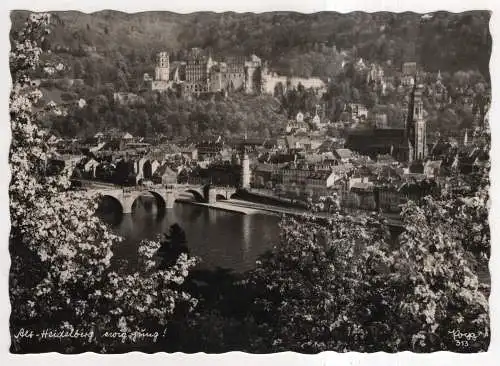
[196,140,225,159]
[401,62,417,86]
[374,112,389,128]
[304,171,338,196]
[285,134,323,152]
[333,148,354,163]
[367,63,385,85]
[431,70,449,107]
[349,103,369,120]
[152,164,178,185]
[424,160,443,178]
[180,144,198,161]
[252,163,276,188]
[285,112,309,134]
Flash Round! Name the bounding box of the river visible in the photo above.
[98,196,281,273]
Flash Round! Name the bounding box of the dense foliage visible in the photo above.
[245,181,489,352]
[47,89,287,139]
[9,13,197,353]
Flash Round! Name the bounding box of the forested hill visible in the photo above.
[11,10,491,79]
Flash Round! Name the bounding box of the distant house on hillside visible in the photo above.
[114,92,143,106]
[401,62,417,86]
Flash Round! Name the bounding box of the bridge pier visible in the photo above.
[121,194,135,214]
[165,189,176,209]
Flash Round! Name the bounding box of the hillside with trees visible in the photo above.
[11,10,491,80]
[44,90,287,139]
[10,10,491,139]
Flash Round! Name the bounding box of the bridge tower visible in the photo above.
[207,188,217,204]
[241,151,251,189]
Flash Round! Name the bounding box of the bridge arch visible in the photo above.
[185,189,205,202]
[99,194,124,215]
[130,190,166,214]
[215,193,227,201]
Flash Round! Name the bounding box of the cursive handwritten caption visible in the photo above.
[14,327,163,344]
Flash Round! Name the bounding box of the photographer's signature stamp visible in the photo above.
[448,329,479,348]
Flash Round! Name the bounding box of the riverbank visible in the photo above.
[178,197,404,229]
[177,197,314,219]
[176,198,273,215]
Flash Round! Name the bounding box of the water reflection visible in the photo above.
[98,196,280,273]
[242,215,251,262]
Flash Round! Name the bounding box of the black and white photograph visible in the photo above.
[6,0,494,358]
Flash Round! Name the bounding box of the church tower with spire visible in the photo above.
[405,76,428,163]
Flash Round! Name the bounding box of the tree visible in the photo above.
[158,224,190,269]
[9,13,197,353]
[390,190,489,352]
[247,175,489,352]
[248,214,391,352]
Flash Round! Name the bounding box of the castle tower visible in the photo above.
[241,151,251,189]
[155,52,170,81]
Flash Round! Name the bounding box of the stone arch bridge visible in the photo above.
[87,184,237,214]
